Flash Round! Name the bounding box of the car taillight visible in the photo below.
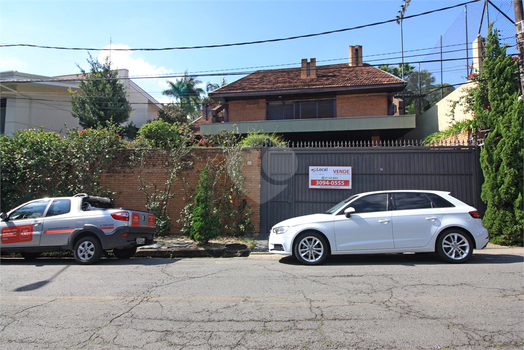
[111,211,129,221]
[469,211,481,219]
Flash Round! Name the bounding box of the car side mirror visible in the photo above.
[344,207,356,218]
[0,212,7,221]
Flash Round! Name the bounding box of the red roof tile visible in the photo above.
[211,63,405,97]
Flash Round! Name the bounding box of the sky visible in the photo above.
[0,0,518,103]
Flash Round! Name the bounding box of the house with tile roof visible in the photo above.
[201,46,415,143]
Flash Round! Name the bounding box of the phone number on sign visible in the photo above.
[311,180,350,187]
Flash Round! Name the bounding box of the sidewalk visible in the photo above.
[135,233,270,259]
[481,242,524,255]
[136,234,523,259]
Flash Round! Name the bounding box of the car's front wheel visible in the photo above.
[293,232,329,265]
[113,246,137,259]
[74,236,102,264]
[436,229,473,263]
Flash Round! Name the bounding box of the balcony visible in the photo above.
[201,115,416,135]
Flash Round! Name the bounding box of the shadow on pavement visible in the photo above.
[278,252,523,266]
[0,256,181,266]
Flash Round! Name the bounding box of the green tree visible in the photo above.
[471,25,523,246]
[189,165,221,243]
[425,83,455,106]
[206,77,227,94]
[70,55,132,129]
[158,103,188,124]
[162,72,205,121]
[383,65,455,115]
[379,63,415,80]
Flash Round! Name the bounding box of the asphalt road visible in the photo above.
[1,248,523,349]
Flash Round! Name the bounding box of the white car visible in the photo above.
[269,190,489,265]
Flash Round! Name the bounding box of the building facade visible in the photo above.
[202,46,415,143]
[0,69,160,136]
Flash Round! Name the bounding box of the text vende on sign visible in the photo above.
[309,166,352,189]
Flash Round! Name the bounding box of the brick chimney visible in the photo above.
[301,58,317,79]
[349,45,363,67]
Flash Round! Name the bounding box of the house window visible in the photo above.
[267,101,293,120]
[267,99,336,120]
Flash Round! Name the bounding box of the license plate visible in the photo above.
[136,237,146,245]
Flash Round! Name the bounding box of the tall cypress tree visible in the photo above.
[474,25,523,245]
[190,165,221,244]
[71,55,132,129]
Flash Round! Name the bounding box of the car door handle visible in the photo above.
[425,217,438,221]
[378,219,390,224]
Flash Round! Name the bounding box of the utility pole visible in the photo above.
[397,0,411,80]
[514,0,524,95]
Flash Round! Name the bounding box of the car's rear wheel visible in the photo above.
[436,229,473,263]
[74,236,102,264]
[293,232,329,265]
[113,246,137,259]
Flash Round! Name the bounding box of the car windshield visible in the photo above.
[325,195,358,214]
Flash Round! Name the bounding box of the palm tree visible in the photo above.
[162,72,205,120]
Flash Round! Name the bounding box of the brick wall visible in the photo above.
[99,147,261,235]
[224,94,390,122]
[336,93,388,117]
[227,99,267,122]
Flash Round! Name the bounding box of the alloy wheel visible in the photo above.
[297,236,324,263]
[441,233,470,260]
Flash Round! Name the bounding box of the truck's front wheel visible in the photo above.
[74,236,102,264]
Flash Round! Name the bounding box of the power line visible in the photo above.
[5,53,520,85]
[0,0,482,52]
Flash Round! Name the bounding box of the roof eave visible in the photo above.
[210,83,407,99]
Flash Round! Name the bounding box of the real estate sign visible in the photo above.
[309,166,352,190]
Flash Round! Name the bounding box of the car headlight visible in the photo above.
[272,226,289,234]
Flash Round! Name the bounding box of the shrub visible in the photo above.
[0,126,123,212]
[136,120,187,149]
[0,128,68,211]
[189,165,221,243]
[66,126,124,194]
[239,132,286,147]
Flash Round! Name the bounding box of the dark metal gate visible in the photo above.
[260,145,484,233]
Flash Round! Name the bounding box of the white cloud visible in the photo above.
[0,56,27,72]
[97,44,178,103]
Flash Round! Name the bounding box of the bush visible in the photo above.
[136,120,187,148]
[0,128,68,211]
[189,165,221,243]
[239,132,285,147]
[66,127,124,193]
[0,127,124,212]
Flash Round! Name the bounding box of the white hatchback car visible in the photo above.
[269,190,489,265]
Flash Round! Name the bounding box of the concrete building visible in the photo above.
[404,36,485,140]
[0,69,161,136]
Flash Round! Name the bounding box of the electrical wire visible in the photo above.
[0,0,482,52]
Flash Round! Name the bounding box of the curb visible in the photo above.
[136,244,253,259]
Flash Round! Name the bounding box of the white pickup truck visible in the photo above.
[0,194,156,264]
